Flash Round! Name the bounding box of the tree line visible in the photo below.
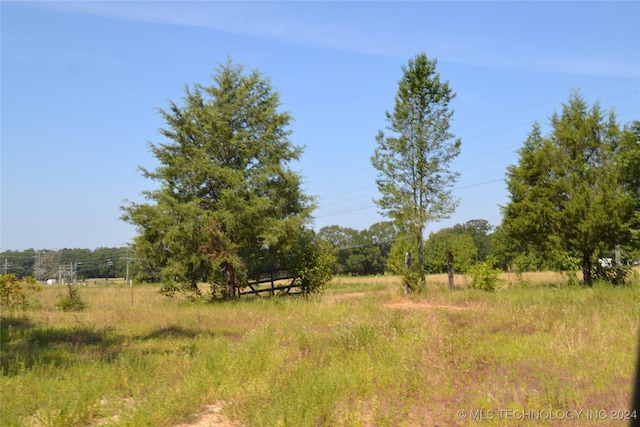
[7,53,638,293]
[0,218,494,280]
[0,247,130,282]
[320,211,638,281]
[317,219,495,277]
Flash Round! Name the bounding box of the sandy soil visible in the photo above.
[175,402,241,427]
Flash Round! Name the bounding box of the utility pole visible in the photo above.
[34,251,39,279]
[106,258,113,281]
[34,251,47,281]
[125,259,130,287]
[72,262,82,284]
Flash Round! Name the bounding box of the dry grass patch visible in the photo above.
[385,300,470,311]
[2,278,639,426]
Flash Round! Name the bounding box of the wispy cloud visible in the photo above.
[450,52,639,79]
[28,1,640,78]
[24,2,465,59]
[535,57,639,79]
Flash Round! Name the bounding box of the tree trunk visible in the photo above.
[417,228,426,290]
[582,252,593,286]
[404,251,412,297]
[224,262,236,298]
[190,280,201,297]
[446,248,454,290]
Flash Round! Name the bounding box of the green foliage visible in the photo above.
[593,263,632,286]
[617,121,640,262]
[386,237,412,276]
[318,225,360,275]
[371,52,461,290]
[57,284,87,311]
[319,219,498,278]
[318,222,397,276]
[290,233,336,295]
[121,58,317,298]
[490,224,573,272]
[0,274,40,309]
[468,257,504,291]
[158,280,183,298]
[1,247,130,281]
[452,219,494,262]
[424,228,478,273]
[0,249,39,279]
[502,92,639,285]
[387,236,423,291]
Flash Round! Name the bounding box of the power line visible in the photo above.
[315,176,508,219]
[314,204,378,219]
[318,185,376,201]
[313,101,638,220]
[307,83,638,199]
[452,178,505,192]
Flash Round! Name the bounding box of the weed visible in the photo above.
[0,275,41,310]
[57,284,87,311]
[468,257,504,291]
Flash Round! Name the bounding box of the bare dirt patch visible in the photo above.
[324,290,471,312]
[175,402,241,427]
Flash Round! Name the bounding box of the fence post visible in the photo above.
[270,271,275,296]
[404,251,412,297]
[446,248,454,291]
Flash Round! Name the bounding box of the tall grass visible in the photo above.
[2,274,639,426]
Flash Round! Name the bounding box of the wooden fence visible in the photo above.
[239,270,302,297]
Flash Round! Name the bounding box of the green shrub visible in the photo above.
[593,263,632,285]
[0,274,41,309]
[293,236,336,295]
[57,284,87,311]
[468,257,504,291]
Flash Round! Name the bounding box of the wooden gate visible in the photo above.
[239,269,302,297]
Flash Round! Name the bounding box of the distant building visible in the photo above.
[598,258,613,268]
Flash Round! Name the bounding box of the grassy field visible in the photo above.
[2,271,639,426]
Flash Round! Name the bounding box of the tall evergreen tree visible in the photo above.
[617,121,640,262]
[371,53,461,290]
[502,92,637,285]
[121,59,318,297]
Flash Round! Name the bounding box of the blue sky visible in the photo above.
[2,1,639,251]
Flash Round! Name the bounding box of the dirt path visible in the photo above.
[175,402,241,427]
